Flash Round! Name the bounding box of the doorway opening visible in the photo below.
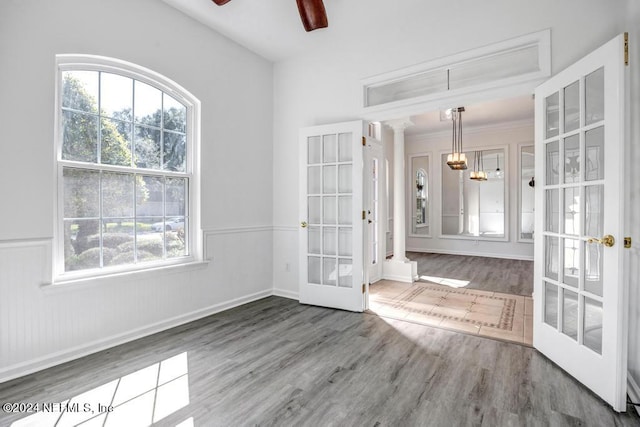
[367,95,535,346]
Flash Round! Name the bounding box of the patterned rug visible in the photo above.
[385,283,517,330]
[368,280,532,345]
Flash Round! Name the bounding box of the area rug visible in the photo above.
[368,280,531,345]
[389,283,516,330]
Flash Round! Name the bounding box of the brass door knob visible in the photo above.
[587,235,615,247]
[300,221,308,228]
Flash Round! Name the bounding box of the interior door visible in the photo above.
[365,137,384,286]
[299,121,365,312]
[534,34,628,411]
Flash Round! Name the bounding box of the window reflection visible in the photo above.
[520,145,535,240]
[411,155,430,236]
[441,149,506,238]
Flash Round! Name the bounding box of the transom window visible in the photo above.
[56,55,199,278]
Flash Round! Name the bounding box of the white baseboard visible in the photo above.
[629,372,640,416]
[0,289,272,383]
[381,274,415,283]
[272,288,299,300]
[406,247,534,261]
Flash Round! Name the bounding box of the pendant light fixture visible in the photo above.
[446,107,467,170]
[495,153,504,179]
[470,150,487,181]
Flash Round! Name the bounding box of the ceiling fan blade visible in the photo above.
[296,0,328,32]
[211,0,231,5]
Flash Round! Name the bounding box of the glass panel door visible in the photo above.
[299,121,364,312]
[534,34,627,411]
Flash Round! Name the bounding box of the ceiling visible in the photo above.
[405,95,534,137]
[161,0,335,62]
[161,0,535,133]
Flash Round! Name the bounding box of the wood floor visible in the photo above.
[1,297,638,426]
[408,252,534,296]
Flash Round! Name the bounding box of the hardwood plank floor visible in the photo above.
[408,252,534,296]
[1,297,637,426]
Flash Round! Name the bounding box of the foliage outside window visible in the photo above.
[57,59,194,276]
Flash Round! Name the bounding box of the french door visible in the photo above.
[533,34,628,411]
[299,121,365,312]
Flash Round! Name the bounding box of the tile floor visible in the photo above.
[369,279,533,346]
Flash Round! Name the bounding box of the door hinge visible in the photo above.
[624,236,632,249]
[362,283,366,294]
[362,210,366,220]
[362,136,366,146]
[624,32,629,66]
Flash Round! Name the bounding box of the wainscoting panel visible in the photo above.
[0,227,273,382]
[272,226,299,300]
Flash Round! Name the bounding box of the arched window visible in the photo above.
[54,55,200,280]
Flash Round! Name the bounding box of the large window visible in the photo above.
[56,55,199,278]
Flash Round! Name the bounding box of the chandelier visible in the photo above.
[470,150,487,181]
[446,107,467,170]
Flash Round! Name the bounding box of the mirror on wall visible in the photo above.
[520,145,535,241]
[441,148,506,239]
[410,155,429,236]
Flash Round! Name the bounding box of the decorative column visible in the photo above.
[383,118,418,283]
[388,119,412,261]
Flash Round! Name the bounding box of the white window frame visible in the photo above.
[53,54,202,283]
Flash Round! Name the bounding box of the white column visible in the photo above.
[386,118,413,262]
[382,118,417,283]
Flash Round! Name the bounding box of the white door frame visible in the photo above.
[364,136,385,289]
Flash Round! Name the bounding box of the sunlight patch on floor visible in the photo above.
[12,352,191,427]
[420,275,470,288]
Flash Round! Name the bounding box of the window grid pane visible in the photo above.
[59,63,191,275]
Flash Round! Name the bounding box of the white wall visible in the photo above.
[0,0,274,381]
[273,0,626,294]
[405,123,534,260]
[271,0,637,400]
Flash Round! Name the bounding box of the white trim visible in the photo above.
[272,288,299,300]
[362,30,550,89]
[203,225,273,235]
[273,225,298,232]
[0,237,52,248]
[42,260,210,292]
[628,374,640,416]
[0,288,272,383]
[381,274,415,283]
[407,152,433,239]
[406,247,534,261]
[361,30,551,120]
[517,142,535,243]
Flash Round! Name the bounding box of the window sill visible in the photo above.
[42,260,210,293]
